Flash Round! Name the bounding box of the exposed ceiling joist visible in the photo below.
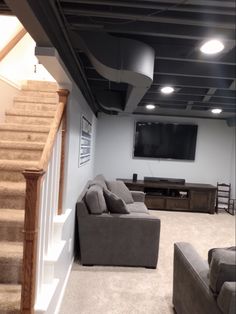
[61,0,236,16]
[69,21,235,42]
[64,9,235,29]
[5,0,235,120]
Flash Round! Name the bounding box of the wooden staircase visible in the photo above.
[0,80,59,313]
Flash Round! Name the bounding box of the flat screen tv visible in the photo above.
[134,121,198,161]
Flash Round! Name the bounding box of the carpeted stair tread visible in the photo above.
[0,209,24,223]
[22,80,58,92]
[0,159,38,171]
[14,95,58,104]
[0,284,21,313]
[0,140,44,150]
[20,90,59,98]
[5,109,55,118]
[13,102,57,112]
[0,242,23,284]
[0,209,24,242]
[0,123,50,133]
[0,182,26,196]
[0,241,23,259]
[5,116,53,126]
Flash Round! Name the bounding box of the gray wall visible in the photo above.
[63,84,97,210]
[95,113,235,197]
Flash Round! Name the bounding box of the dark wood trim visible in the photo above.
[57,89,69,215]
[21,169,45,314]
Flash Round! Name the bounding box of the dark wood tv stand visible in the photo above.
[119,179,217,214]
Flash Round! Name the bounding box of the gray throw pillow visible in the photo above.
[104,189,129,214]
[106,180,134,204]
[85,185,107,214]
[209,248,236,294]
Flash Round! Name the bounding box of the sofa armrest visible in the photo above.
[131,190,145,202]
[77,214,160,268]
[217,282,236,314]
[173,242,222,314]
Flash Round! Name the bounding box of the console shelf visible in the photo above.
[118,179,216,214]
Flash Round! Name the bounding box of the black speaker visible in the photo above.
[133,173,138,182]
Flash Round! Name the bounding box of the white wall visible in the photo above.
[95,113,235,190]
[0,78,20,122]
[0,33,55,87]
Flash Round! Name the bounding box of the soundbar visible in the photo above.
[144,177,185,184]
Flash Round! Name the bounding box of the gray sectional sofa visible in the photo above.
[173,242,236,314]
[76,175,161,268]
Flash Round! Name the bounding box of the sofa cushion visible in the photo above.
[217,282,236,314]
[104,189,129,214]
[85,185,107,214]
[106,180,134,204]
[208,247,236,265]
[127,202,149,214]
[209,248,236,294]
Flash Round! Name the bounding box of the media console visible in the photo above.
[118,179,217,214]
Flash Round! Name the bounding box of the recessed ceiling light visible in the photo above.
[146,104,155,110]
[200,39,224,55]
[211,108,222,114]
[161,86,174,94]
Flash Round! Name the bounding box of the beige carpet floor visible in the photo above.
[59,210,235,314]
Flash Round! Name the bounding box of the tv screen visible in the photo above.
[134,122,198,161]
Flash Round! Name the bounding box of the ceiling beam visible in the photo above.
[61,0,236,16]
[77,49,235,67]
[124,0,236,9]
[155,56,235,67]
[69,21,235,41]
[85,65,235,81]
[63,9,235,29]
[146,90,235,100]
[87,76,232,90]
[140,99,236,109]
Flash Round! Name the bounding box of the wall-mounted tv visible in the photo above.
[134,121,198,161]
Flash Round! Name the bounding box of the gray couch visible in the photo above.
[76,175,161,268]
[173,242,236,314]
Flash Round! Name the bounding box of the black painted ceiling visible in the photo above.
[2,0,236,121]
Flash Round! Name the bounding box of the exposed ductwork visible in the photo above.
[71,31,155,113]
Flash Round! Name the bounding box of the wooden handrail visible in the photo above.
[21,89,69,313]
[37,101,65,171]
[29,90,69,172]
[58,89,69,214]
[0,27,27,61]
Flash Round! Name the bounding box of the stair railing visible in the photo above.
[21,89,69,314]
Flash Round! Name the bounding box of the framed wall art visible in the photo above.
[79,116,92,166]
